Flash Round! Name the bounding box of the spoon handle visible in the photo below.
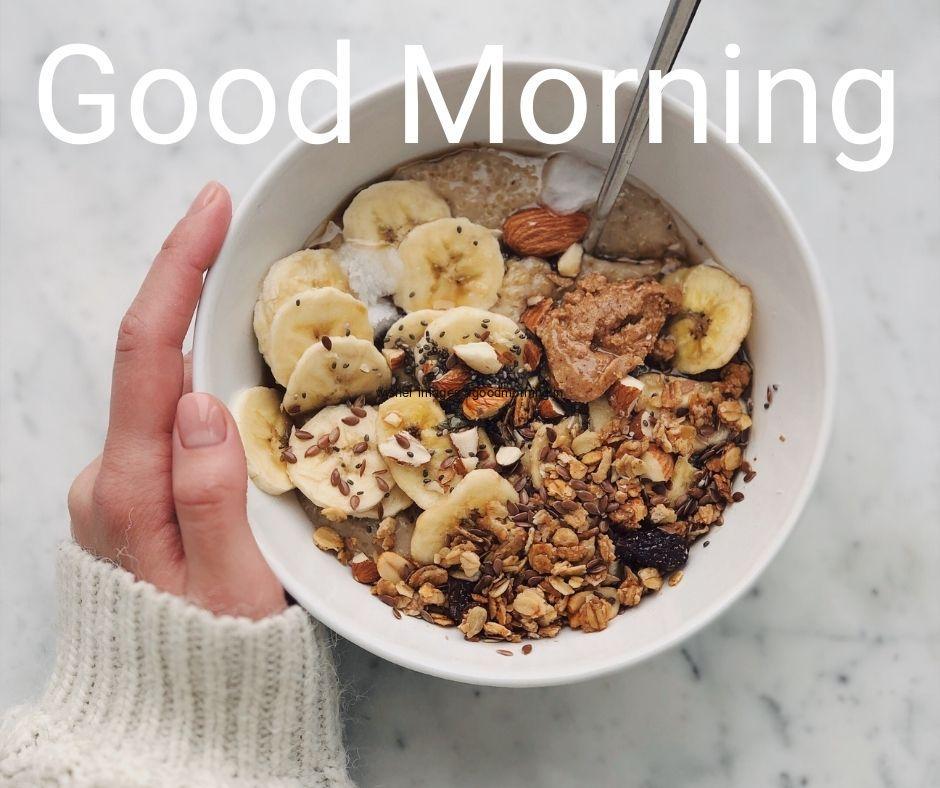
[583,0,702,254]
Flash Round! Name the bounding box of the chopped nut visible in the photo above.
[320,507,348,523]
[717,399,753,430]
[520,297,554,332]
[382,411,403,427]
[351,555,380,584]
[454,342,502,374]
[556,242,584,277]
[382,347,406,372]
[459,606,488,638]
[483,621,513,639]
[513,587,549,618]
[650,503,678,524]
[521,341,543,371]
[375,517,398,551]
[458,551,481,579]
[668,570,684,587]
[408,564,448,588]
[639,446,674,482]
[617,569,644,607]
[638,567,664,591]
[537,397,566,421]
[551,527,579,547]
[376,551,413,583]
[496,446,523,466]
[571,430,601,456]
[608,376,644,416]
[529,543,556,573]
[462,389,513,421]
[430,364,473,399]
[313,526,344,553]
[418,583,446,606]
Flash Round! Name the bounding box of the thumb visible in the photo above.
[172,392,286,619]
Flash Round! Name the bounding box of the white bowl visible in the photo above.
[194,61,835,687]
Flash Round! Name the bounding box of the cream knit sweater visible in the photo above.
[0,544,352,787]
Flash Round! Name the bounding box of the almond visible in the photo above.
[429,364,471,400]
[639,446,674,482]
[449,427,479,459]
[608,376,644,416]
[382,347,406,372]
[462,389,513,421]
[537,397,565,421]
[454,342,502,374]
[495,446,523,466]
[511,393,537,426]
[502,207,590,257]
[350,556,380,584]
[521,340,542,371]
[520,297,553,333]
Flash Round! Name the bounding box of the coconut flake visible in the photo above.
[336,241,404,309]
[368,299,400,337]
[540,153,604,214]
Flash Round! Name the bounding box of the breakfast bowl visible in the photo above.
[193,60,835,687]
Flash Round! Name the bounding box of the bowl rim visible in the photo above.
[194,58,836,687]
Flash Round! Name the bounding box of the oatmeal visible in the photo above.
[233,146,756,644]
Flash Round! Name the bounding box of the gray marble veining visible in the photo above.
[2,1,938,786]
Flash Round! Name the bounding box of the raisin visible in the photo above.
[614,529,689,573]
[445,578,475,624]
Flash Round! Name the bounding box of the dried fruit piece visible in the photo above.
[613,529,689,573]
[502,207,589,257]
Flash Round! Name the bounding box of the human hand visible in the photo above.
[67,182,286,619]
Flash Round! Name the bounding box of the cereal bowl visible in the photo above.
[193,61,835,686]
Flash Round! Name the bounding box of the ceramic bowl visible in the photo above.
[194,60,835,687]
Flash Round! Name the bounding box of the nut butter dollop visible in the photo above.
[534,274,680,402]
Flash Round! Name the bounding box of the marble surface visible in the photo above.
[2,0,938,785]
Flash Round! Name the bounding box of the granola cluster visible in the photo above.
[312,357,754,642]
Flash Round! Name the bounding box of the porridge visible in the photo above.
[233,147,755,642]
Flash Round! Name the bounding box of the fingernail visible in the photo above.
[186,181,221,216]
[177,393,227,448]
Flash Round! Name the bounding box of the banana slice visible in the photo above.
[283,336,391,414]
[266,288,373,386]
[411,469,519,565]
[415,307,527,370]
[232,387,294,495]
[288,404,396,515]
[394,218,504,312]
[382,309,444,350]
[668,265,752,374]
[375,395,494,510]
[342,180,451,245]
[253,249,349,358]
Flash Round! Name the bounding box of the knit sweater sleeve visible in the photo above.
[0,543,352,787]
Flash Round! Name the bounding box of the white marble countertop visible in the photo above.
[2,1,938,785]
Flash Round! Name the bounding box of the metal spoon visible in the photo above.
[582,0,702,254]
